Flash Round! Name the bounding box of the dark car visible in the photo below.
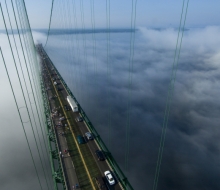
[95,150,105,161]
[57,88,62,91]
[94,176,108,190]
[77,135,85,144]
[64,105,71,111]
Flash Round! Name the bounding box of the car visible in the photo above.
[56,87,62,91]
[76,135,85,144]
[104,171,115,185]
[76,116,83,122]
[59,116,65,121]
[94,176,108,190]
[85,132,93,140]
[95,150,105,161]
[64,105,71,111]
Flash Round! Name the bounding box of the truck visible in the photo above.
[66,96,78,112]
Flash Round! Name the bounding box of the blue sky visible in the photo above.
[21,0,220,29]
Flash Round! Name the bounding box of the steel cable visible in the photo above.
[45,0,55,47]
[0,3,44,189]
[125,0,138,172]
[153,1,189,190]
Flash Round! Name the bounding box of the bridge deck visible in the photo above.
[38,46,123,190]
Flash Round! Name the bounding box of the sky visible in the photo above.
[1,0,220,29]
[1,0,220,190]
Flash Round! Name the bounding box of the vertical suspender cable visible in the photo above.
[0,3,44,190]
[106,0,112,147]
[16,0,46,130]
[89,0,99,122]
[13,0,48,151]
[19,0,48,135]
[0,47,43,190]
[8,1,53,189]
[65,0,76,93]
[125,0,138,172]
[5,1,50,189]
[153,1,189,190]
[45,0,55,47]
[72,0,81,102]
[79,0,88,107]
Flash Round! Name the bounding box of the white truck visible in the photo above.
[66,96,78,112]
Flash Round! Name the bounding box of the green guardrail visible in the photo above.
[40,60,68,190]
[41,45,134,190]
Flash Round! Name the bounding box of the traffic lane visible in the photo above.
[73,133,121,190]
[76,121,122,190]
[75,120,111,171]
[58,87,122,190]
[58,95,122,190]
[48,61,122,190]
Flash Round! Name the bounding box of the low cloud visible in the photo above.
[1,25,220,189]
[47,26,220,190]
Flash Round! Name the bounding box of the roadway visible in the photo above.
[38,45,122,190]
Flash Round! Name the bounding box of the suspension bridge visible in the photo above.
[0,0,190,189]
[38,43,129,189]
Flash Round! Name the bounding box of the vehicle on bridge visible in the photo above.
[95,150,105,161]
[67,95,78,112]
[85,132,93,140]
[76,116,83,122]
[64,104,71,111]
[56,86,62,91]
[77,135,86,144]
[104,171,115,185]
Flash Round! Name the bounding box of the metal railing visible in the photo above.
[40,55,68,190]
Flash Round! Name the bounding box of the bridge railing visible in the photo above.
[42,46,134,190]
[39,49,68,190]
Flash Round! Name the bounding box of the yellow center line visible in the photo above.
[45,63,96,190]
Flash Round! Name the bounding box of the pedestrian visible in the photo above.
[72,185,75,189]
